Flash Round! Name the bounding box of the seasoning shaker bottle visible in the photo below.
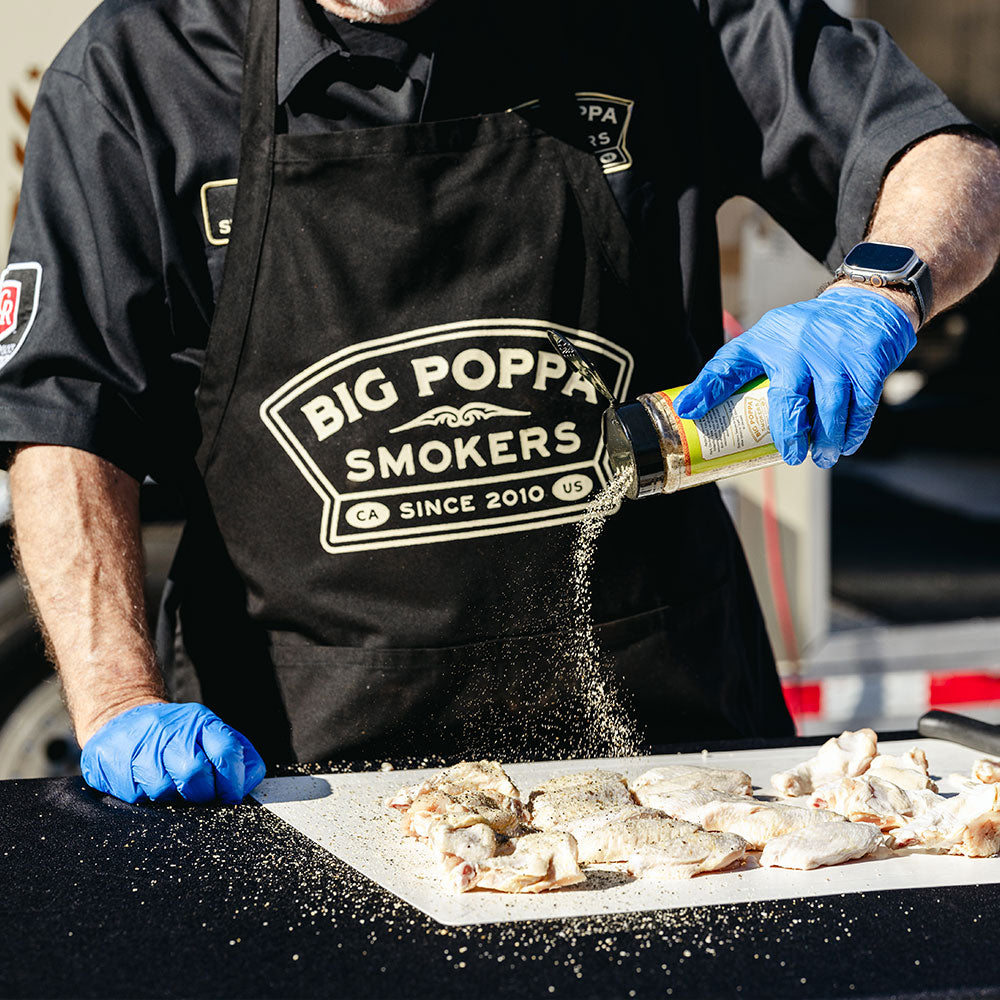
[547,330,784,500]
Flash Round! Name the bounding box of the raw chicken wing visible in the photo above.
[388,760,524,815]
[760,821,884,870]
[891,783,1000,856]
[629,764,752,798]
[631,789,750,826]
[809,776,940,830]
[972,759,1000,784]
[528,770,633,830]
[466,833,586,893]
[866,748,937,792]
[697,799,847,850]
[625,824,748,879]
[771,729,878,797]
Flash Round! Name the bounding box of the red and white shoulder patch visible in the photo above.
[0,262,41,373]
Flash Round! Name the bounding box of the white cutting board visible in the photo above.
[251,739,1000,926]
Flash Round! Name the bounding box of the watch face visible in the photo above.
[844,242,917,273]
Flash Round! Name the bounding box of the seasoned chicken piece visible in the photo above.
[388,760,523,814]
[556,806,654,862]
[396,789,503,889]
[430,822,499,889]
[629,764,752,798]
[464,832,586,893]
[401,790,488,839]
[528,770,633,831]
[771,729,878,797]
[570,808,748,873]
[810,776,941,831]
[866,748,937,792]
[452,791,521,835]
[696,799,847,850]
[631,789,750,825]
[760,821,884,870]
[625,824,748,879]
[972,758,1000,784]
[560,806,717,863]
[631,788,841,849]
[891,783,1000,856]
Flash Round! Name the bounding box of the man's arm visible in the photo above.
[831,129,1000,326]
[9,444,165,745]
[674,130,1000,465]
[9,444,265,802]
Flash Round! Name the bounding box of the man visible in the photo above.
[3,0,999,803]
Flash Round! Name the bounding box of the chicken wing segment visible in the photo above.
[696,799,847,850]
[867,747,937,792]
[527,770,633,831]
[467,833,587,893]
[625,824,748,879]
[760,821,884,870]
[629,764,753,798]
[972,758,1000,784]
[890,783,1000,856]
[771,729,878,797]
[809,776,941,831]
[388,760,524,815]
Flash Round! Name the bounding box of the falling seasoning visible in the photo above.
[563,468,642,759]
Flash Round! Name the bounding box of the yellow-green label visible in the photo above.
[660,377,777,475]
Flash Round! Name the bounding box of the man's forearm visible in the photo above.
[9,445,166,745]
[831,129,1000,325]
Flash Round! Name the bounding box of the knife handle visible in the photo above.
[918,710,1000,758]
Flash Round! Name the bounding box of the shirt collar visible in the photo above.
[277,0,347,106]
[277,0,437,106]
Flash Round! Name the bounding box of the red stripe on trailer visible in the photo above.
[781,681,822,719]
[929,671,1000,707]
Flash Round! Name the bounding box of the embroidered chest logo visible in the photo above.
[0,262,41,373]
[260,320,634,554]
[514,92,636,174]
[200,178,238,246]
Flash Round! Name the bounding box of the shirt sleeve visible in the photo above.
[702,0,975,269]
[0,67,168,480]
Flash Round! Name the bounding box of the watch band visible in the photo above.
[904,259,933,328]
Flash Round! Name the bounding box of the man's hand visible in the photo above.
[676,129,1000,466]
[673,287,915,468]
[81,702,267,804]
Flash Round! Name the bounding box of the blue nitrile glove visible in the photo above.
[673,287,916,469]
[80,702,267,805]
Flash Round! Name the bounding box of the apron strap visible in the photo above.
[196,0,279,473]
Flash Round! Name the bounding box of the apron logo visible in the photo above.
[513,92,636,174]
[0,262,41,373]
[260,319,634,554]
[389,402,531,433]
[200,178,238,246]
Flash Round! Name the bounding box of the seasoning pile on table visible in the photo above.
[387,731,1000,894]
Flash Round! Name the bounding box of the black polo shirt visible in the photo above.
[0,0,970,487]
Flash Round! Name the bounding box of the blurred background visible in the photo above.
[1,0,998,777]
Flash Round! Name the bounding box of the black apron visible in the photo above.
[164,0,794,764]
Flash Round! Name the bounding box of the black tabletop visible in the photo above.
[1,741,997,1000]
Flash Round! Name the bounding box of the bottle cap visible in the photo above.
[604,402,663,500]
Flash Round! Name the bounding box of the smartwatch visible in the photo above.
[835,242,933,328]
